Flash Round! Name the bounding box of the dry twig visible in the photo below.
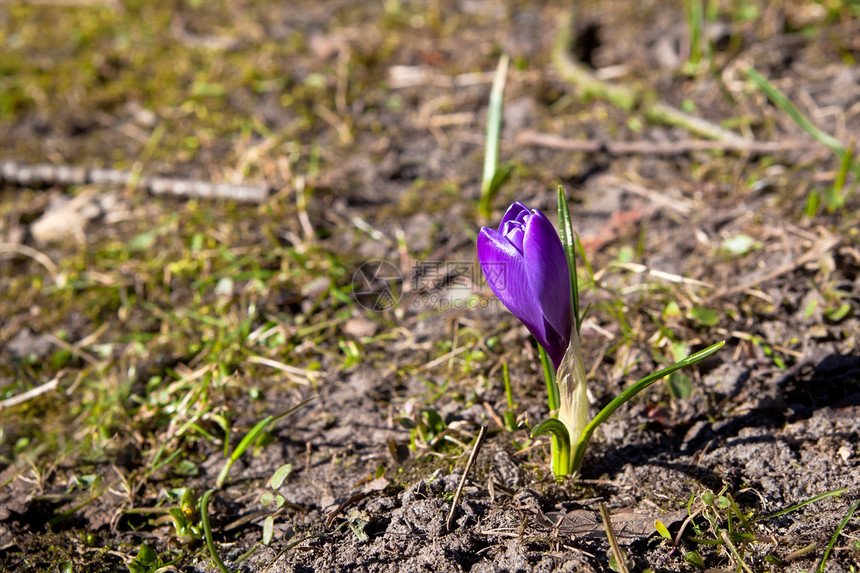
[598,502,630,573]
[0,376,60,411]
[516,130,814,156]
[446,425,488,532]
[0,160,269,203]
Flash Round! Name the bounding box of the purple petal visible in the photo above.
[540,317,567,369]
[501,220,525,254]
[478,227,548,345]
[523,210,572,352]
[499,202,529,228]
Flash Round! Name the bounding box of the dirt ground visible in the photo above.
[1,1,859,572]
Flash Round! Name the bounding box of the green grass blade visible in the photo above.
[478,53,509,218]
[726,493,754,536]
[200,489,229,573]
[825,141,855,210]
[216,414,273,488]
[557,186,580,334]
[817,499,858,573]
[745,67,858,178]
[685,0,704,65]
[216,396,316,488]
[752,487,848,523]
[721,530,754,573]
[502,362,517,432]
[570,340,724,472]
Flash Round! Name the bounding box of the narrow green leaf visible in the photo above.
[596,341,723,427]
[503,411,517,432]
[487,162,514,195]
[685,0,704,66]
[216,396,316,488]
[745,67,858,179]
[478,54,509,218]
[200,489,229,573]
[745,68,843,152]
[570,341,724,473]
[216,414,273,488]
[752,487,847,522]
[502,362,517,432]
[825,142,854,210]
[557,186,581,334]
[531,418,570,444]
[804,189,820,217]
[531,417,571,480]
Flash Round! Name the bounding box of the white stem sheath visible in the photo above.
[556,326,589,462]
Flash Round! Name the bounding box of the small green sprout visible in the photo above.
[260,463,293,546]
[676,484,849,569]
[502,362,518,432]
[127,544,165,573]
[398,407,447,451]
[165,488,202,544]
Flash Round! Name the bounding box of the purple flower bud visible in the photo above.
[477,202,572,368]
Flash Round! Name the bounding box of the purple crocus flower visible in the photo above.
[477,202,572,368]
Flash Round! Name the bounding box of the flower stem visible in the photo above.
[538,345,564,477]
[539,346,559,413]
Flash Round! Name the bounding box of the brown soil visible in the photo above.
[1,1,859,572]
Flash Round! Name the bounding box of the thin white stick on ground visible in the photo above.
[0,377,60,411]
